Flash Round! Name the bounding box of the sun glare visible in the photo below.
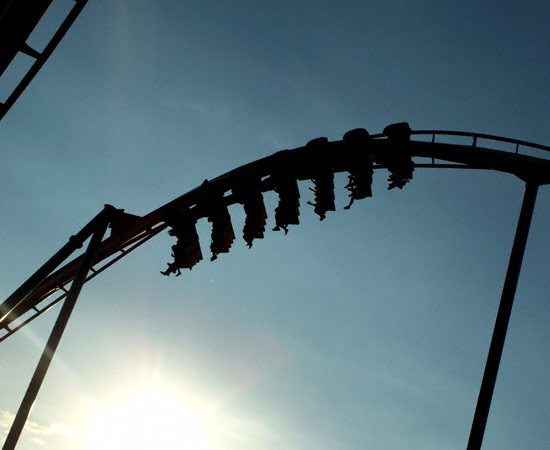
[86,387,211,450]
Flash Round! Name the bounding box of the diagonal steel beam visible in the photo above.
[0,206,115,324]
[466,182,539,450]
[1,210,110,450]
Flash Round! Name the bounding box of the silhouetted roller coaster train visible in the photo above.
[160,123,412,276]
[2,121,550,450]
[2,4,548,450]
[3,120,550,338]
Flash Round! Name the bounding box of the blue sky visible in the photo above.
[2,0,550,449]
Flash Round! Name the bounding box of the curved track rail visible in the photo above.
[1,124,550,341]
[2,123,550,450]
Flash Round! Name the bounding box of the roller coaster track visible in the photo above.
[2,123,550,450]
[1,125,550,341]
[3,6,549,450]
[0,0,88,120]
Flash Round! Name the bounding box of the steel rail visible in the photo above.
[0,206,116,324]
[412,130,550,154]
[1,209,109,450]
[0,0,89,120]
[0,224,166,342]
[371,130,550,155]
[2,132,550,336]
[1,127,549,450]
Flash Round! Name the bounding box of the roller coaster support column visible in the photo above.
[2,208,111,450]
[0,206,114,324]
[467,182,539,450]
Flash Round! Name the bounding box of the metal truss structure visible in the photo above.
[0,0,88,120]
[1,124,550,449]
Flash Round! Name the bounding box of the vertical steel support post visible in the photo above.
[2,213,110,450]
[466,182,539,450]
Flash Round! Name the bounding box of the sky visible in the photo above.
[1,0,550,449]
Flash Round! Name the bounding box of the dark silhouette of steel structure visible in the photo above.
[1,125,550,449]
[0,0,88,120]
[1,2,549,449]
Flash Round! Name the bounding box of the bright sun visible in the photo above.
[86,387,211,450]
